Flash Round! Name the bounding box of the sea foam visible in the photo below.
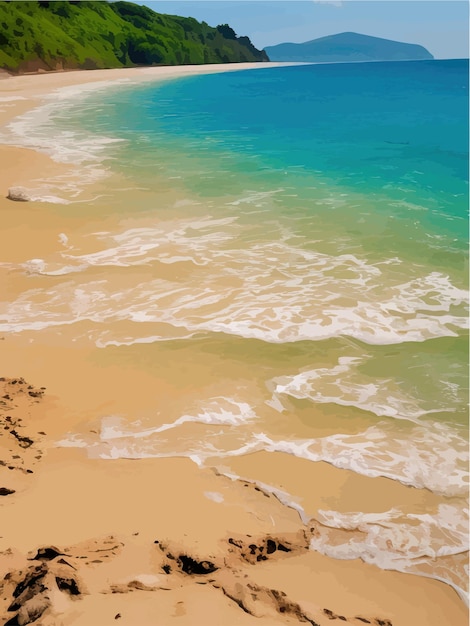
[310,505,469,604]
[56,414,469,601]
[235,426,469,497]
[0,79,132,199]
[57,405,468,498]
[99,397,256,442]
[1,231,468,346]
[267,355,462,423]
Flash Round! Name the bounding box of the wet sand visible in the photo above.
[0,65,468,626]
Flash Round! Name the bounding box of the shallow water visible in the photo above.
[1,60,468,599]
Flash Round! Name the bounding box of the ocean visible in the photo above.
[1,60,468,600]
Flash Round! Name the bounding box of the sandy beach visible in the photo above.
[0,64,468,626]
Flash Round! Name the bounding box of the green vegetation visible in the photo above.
[0,0,269,73]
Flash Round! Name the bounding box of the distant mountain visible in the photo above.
[0,1,268,74]
[264,32,434,63]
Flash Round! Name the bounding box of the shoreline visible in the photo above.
[0,374,467,626]
[0,64,468,625]
[0,62,296,203]
[0,61,294,105]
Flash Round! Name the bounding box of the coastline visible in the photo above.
[0,63,293,199]
[0,63,468,626]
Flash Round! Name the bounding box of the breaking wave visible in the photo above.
[1,228,467,346]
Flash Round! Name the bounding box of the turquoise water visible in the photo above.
[99,60,468,260]
[2,60,469,597]
[70,59,469,407]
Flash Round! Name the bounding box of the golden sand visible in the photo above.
[0,65,467,626]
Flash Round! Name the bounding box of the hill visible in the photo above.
[0,0,269,74]
[264,32,434,63]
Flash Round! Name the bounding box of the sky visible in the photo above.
[139,1,469,59]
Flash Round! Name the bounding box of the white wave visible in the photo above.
[1,203,468,345]
[57,420,468,600]
[19,258,86,277]
[66,222,233,268]
[311,505,469,603]
[30,194,70,204]
[237,426,469,497]
[268,356,458,422]
[8,103,125,166]
[213,467,468,600]
[56,396,258,470]
[314,506,468,558]
[88,440,221,468]
[99,398,256,442]
[57,407,468,498]
[0,79,132,198]
[9,216,238,277]
[2,237,468,346]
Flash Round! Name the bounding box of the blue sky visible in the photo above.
[140,1,469,59]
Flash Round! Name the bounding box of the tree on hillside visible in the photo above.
[216,24,237,40]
